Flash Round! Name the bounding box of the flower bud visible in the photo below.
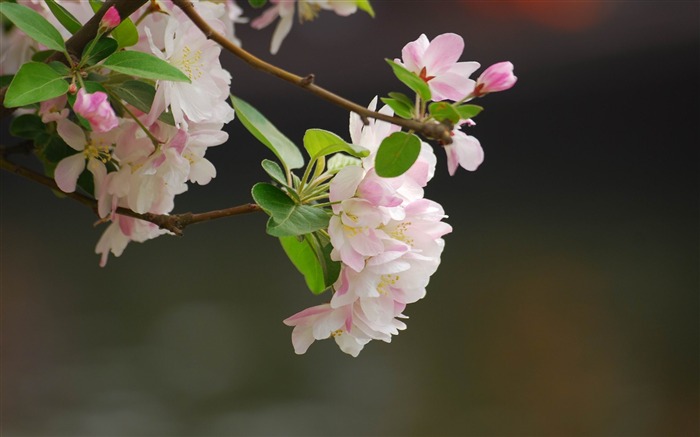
[100,6,121,30]
[68,83,78,94]
[474,62,517,97]
[73,88,119,133]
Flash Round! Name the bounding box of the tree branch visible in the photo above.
[171,0,454,144]
[0,155,262,236]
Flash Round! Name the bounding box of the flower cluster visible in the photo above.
[4,1,239,265]
[283,99,452,356]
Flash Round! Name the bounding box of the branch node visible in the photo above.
[301,74,315,86]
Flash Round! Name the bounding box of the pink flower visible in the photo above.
[73,88,119,133]
[474,61,517,97]
[100,6,121,30]
[444,129,484,175]
[398,33,480,102]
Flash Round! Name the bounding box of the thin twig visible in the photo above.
[0,155,262,236]
[171,0,454,144]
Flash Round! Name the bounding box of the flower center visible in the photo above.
[419,66,436,83]
[177,45,204,81]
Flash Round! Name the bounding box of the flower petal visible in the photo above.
[54,154,86,193]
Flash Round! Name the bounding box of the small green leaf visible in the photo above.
[10,114,45,139]
[251,183,330,237]
[380,97,413,119]
[327,153,361,173]
[456,104,484,120]
[429,101,461,123]
[102,51,190,83]
[303,128,368,160]
[0,2,66,52]
[375,131,421,178]
[231,95,304,170]
[112,18,139,48]
[248,0,268,7]
[4,62,69,108]
[82,37,118,66]
[261,159,287,186]
[388,91,413,107]
[356,0,375,17]
[45,0,82,34]
[385,59,431,101]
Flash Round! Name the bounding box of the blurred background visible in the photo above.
[2,1,698,435]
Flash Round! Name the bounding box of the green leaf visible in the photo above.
[248,0,268,7]
[108,80,175,125]
[375,131,421,178]
[82,37,118,66]
[10,114,45,139]
[45,0,82,34]
[388,91,413,107]
[251,183,330,237]
[41,134,74,163]
[88,0,138,48]
[385,59,431,101]
[380,97,413,119]
[261,159,287,186]
[303,128,368,160]
[31,50,58,63]
[0,2,66,52]
[356,0,375,17]
[102,51,190,83]
[231,95,304,170]
[280,233,341,294]
[327,153,361,173]
[4,62,69,108]
[279,235,326,293]
[429,101,461,123]
[111,18,139,48]
[48,61,71,76]
[456,104,483,120]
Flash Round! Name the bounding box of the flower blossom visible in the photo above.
[474,61,517,97]
[73,88,119,133]
[397,33,480,101]
[444,127,484,175]
[100,6,121,30]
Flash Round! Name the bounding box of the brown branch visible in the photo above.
[1,0,149,118]
[0,155,262,236]
[171,0,454,144]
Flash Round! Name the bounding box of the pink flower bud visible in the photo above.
[73,88,119,133]
[474,61,517,97]
[68,83,77,94]
[100,6,121,30]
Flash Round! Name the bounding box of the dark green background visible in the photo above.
[2,1,698,435]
